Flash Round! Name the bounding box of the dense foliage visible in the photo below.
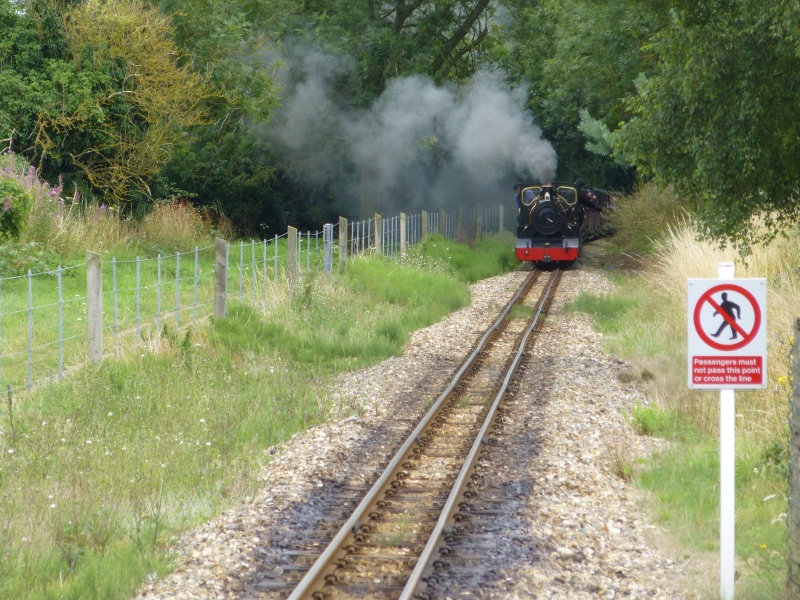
[616,0,800,246]
[1,0,798,244]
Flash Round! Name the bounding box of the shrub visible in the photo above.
[0,174,33,240]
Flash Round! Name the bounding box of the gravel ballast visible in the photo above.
[136,264,705,599]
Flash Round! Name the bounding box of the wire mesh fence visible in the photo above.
[0,204,510,395]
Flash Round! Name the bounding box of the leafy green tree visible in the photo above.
[616,1,800,245]
[502,0,667,188]
[269,0,500,101]
[150,0,290,235]
[0,0,210,205]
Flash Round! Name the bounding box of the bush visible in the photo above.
[0,174,33,240]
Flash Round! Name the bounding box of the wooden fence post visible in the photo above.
[422,210,429,240]
[498,204,505,233]
[439,209,446,236]
[338,217,348,275]
[214,237,227,319]
[323,223,334,273]
[475,204,483,240]
[374,214,382,254]
[789,318,800,597]
[87,252,103,363]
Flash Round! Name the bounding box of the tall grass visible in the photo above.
[0,153,215,269]
[0,161,520,598]
[605,182,691,257]
[570,182,797,597]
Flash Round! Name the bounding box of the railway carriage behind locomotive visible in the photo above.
[515,180,612,264]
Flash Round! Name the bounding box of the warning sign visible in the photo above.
[687,279,767,390]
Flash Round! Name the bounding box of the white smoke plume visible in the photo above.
[269,50,557,217]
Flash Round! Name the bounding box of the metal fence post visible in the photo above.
[57,266,63,380]
[789,318,800,597]
[214,237,228,319]
[156,254,162,332]
[175,252,181,329]
[27,270,33,389]
[400,213,407,258]
[112,257,118,356]
[87,252,103,363]
[339,217,348,275]
[287,226,298,294]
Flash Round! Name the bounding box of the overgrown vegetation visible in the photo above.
[0,180,517,598]
[571,183,797,598]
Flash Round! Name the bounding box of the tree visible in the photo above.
[269,0,500,101]
[616,1,800,246]
[0,0,211,204]
[501,0,668,188]
[152,0,288,234]
[34,0,210,203]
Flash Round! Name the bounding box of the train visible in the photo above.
[514,180,613,264]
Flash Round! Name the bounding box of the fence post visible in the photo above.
[323,224,333,273]
[421,210,429,240]
[214,237,227,319]
[339,217,348,275]
[498,204,504,233]
[87,252,103,363]
[400,213,407,258]
[475,204,483,240]
[374,214,383,254]
[789,319,800,597]
[287,226,298,293]
[439,209,446,236]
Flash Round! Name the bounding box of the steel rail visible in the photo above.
[398,269,561,600]
[286,269,539,600]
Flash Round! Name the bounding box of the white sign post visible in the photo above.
[687,264,767,600]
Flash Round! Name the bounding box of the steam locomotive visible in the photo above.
[514,181,613,264]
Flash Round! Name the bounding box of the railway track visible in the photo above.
[266,268,561,599]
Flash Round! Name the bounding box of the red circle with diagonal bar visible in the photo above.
[693,284,761,351]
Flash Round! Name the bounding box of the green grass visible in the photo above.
[409,233,518,282]
[0,232,518,599]
[635,439,787,598]
[569,267,790,598]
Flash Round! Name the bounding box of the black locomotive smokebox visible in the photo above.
[530,203,563,236]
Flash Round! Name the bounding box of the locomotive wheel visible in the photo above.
[530,203,564,236]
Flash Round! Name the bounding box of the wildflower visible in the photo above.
[7,449,14,454]
[199,418,205,423]
[86,440,92,445]
[107,412,113,417]
[50,504,56,509]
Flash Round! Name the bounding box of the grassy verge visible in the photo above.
[570,183,795,599]
[570,282,789,598]
[0,232,516,599]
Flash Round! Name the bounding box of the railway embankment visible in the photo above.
[135,260,707,599]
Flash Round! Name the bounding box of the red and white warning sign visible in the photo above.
[687,279,767,389]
